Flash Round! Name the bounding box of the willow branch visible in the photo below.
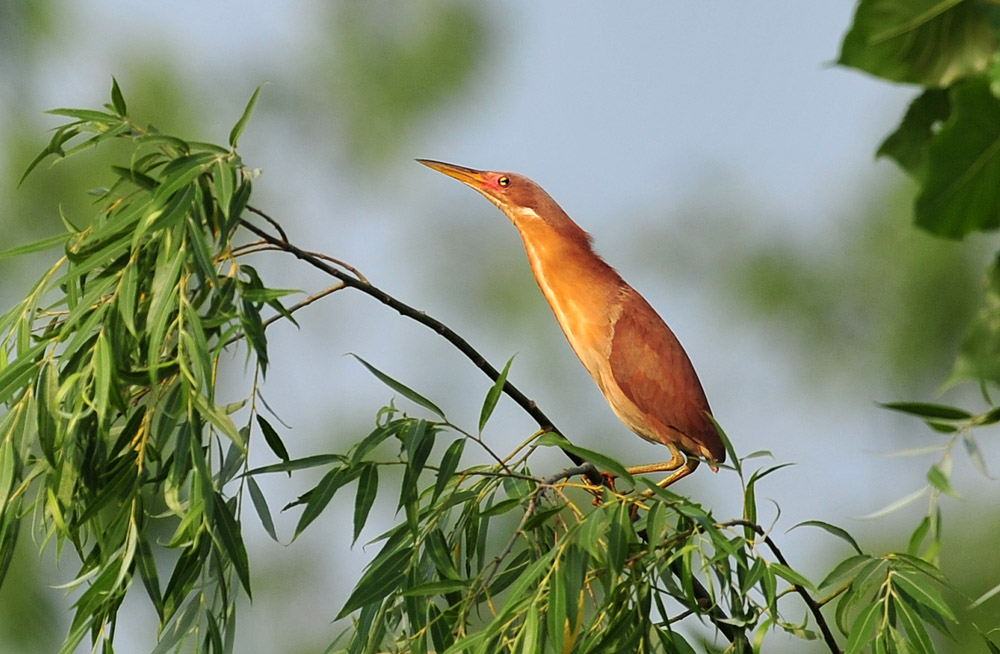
[238,209,605,487]
[722,519,841,654]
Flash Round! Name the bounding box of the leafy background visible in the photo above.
[1,1,998,652]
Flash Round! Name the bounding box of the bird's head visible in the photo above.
[417,159,560,226]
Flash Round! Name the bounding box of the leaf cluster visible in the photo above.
[0,81,290,653]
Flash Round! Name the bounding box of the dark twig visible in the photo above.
[722,519,841,654]
[238,211,606,487]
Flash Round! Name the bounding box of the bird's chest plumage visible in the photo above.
[518,231,623,392]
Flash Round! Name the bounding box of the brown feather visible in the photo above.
[608,289,725,463]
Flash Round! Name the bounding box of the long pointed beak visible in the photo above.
[416,159,489,190]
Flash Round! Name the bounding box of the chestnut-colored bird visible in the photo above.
[418,160,724,488]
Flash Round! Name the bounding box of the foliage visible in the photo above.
[839,1,1000,650]
[0,81,283,653]
[5,7,1000,645]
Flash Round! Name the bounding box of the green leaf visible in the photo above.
[110,77,127,116]
[353,463,378,544]
[134,534,163,619]
[0,439,16,516]
[211,493,252,598]
[838,0,996,88]
[877,89,951,178]
[479,355,514,433]
[535,432,632,482]
[247,476,278,542]
[790,520,864,555]
[425,528,460,581]
[350,354,445,418]
[336,542,410,619]
[845,601,881,654]
[19,124,81,185]
[926,464,961,498]
[861,486,930,520]
[916,79,1000,238]
[294,465,356,538]
[879,401,971,420]
[0,233,71,262]
[245,453,344,476]
[433,438,464,503]
[769,562,816,591]
[229,84,265,148]
[400,579,468,596]
[892,570,957,622]
[255,415,290,462]
[546,558,566,654]
[895,597,936,654]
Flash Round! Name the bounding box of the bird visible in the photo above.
[417,159,725,489]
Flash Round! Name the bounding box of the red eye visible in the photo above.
[498,176,510,187]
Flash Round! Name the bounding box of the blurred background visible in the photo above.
[1,1,998,652]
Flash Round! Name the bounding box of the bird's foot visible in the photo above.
[584,471,619,505]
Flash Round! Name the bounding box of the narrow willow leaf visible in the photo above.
[0,513,20,591]
[353,463,378,544]
[769,562,816,591]
[819,554,874,589]
[845,601,881,654]
[213,160,235,219]
[229,84,265,148]
[479,355,514,433]
[256,415,290,462]
[535,432,632,481]
[0,439,15,512]
[135,534,163,619]
[19,124,81,185]
[211,492,252,598]
[546,558,566,654]
[0,233,71,262]
[400,579,468,597]
[432,438,464,503]
[879,401,971,421]
[192,393,245,449]
[247,476,278,542]
[155,152,217,200]
[245,453,344,476]
[0,341,46,405]
[789,520,864,555]
[892,571,956,622]
[860,487,929,520]
[425,528,460,581]
[109,77,127,116]
[294,466,356,538]
[335,543,410,619]
[926,465,960,498]
[962,434,991,478]
[92,330,113,425]
[895,597,935,654]
[969,579,1000,609]
[350,354,445,418]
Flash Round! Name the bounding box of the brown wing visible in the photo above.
[608,290,725,463]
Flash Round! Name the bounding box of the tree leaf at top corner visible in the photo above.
[838,0,997,88]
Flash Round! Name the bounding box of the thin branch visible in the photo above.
[722,519,841,654]
[238,210,605,487]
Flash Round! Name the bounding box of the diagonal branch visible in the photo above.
[237,209,605,487]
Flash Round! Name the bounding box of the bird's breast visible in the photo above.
[518,231,621,385]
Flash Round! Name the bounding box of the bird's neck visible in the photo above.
[511,213,627,374]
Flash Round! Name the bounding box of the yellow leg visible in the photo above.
[626,443,701,490]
